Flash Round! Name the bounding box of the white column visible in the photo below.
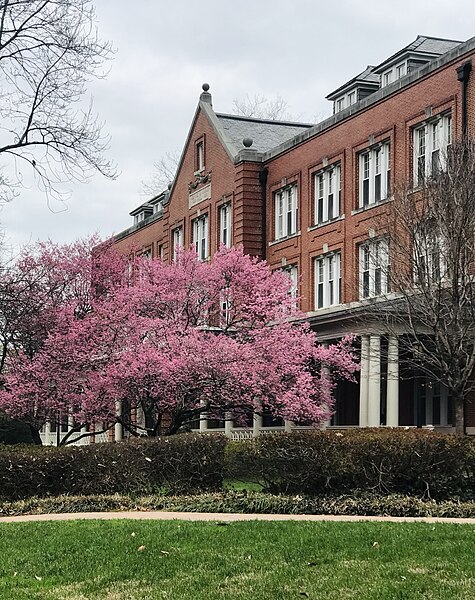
[115,400,123,442]
[386,335,399,427]
[368,335,381,427]
[224,412,233,438]
[284,420,293,433]
[359,335,370,427]
[199,413,208,432]
[253,412,263,437]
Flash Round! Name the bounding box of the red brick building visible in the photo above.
[113,35,475,435]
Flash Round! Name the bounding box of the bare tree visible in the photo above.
[141,150,180,197]
[232,93,293,121]
[372,139,475,435]
[0,0,116,204]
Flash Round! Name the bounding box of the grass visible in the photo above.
[1,521,475,599]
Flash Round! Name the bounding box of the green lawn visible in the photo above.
[0,520,474,599]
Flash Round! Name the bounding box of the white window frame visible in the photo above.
[153,200,163,215]
[219,203,232,248]
[359,142,391,208]
[413,114,452,185]
[413,229,447,285]
[274,184,298,240]
[172,226,183,261]
[193,215,209,261]
[314,164,341,225]
[359,238,389,299]
[196,140,205,172]
[281,264,298,299]
[314,252,341,309]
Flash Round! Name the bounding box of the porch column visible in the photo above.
[199,413,208,432]
[224,412,233,438]
[359,335,370,427]
[253,412,263,437]
[386,335,399,427]
[284,420,293,433]
[367,335,381,427]
[114,400,123,442]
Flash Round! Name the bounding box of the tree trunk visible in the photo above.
[29,424,42,445]
[454,393,465,436]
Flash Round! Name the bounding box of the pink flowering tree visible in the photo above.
[0,244,359,443]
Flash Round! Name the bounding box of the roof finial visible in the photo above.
[200,83,212,105]
[242,137,253,148]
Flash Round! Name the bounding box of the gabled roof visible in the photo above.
[373,35,462,73]
[214,113,313,155]
[326,66,380,100]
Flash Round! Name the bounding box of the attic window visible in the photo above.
[196,139,205,173]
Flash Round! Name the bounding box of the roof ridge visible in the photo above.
[216,112,313,128]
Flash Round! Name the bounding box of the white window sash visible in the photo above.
[275,185,298,240]
[314,253,341,309]
[314,165,340,224]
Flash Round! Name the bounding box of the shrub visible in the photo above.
[3,491,475,519]
[0,414,35,445]
[0,433,226,500]
[225,430,475,500]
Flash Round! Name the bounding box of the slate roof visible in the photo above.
[373,35,462,72]
[326,65,380,100]
[215,113,312,155]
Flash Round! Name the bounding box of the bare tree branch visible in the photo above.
[368,139,475,435]
[0,0,116,204]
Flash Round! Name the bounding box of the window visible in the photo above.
[383,70,393,87]
[413,230,446,285]
[219,203,232,248]
[314,252,341,309]
[157,243,164,260]
[153,199,163,215]
[314,164,341,224]
[172,226,183,261]
[274,184,298,240]
[359,238,389,299]
[359,142,390,207]
[193,215,209,261]
[413,114,452,184]
[336,98,345,113]
[396,62,406,79]
[348,91,356,106]
[196,140,204,172]
[281,264,298,299]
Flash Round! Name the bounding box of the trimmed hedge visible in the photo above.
[0,433,226,500]
[3,491,475,519]
[2,429,475,502]
[0,414,35,445]
[225,430,475,500]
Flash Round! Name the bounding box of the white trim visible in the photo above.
[274,184,298,240]
[359,142,390,208]
[314,164,341,224]
[314,252,341,309]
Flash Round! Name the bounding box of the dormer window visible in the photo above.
[153,200,163,215]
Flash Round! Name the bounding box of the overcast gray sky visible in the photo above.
[2,0,475,249]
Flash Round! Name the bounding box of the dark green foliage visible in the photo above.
[225,430,475,500]
[3,491,475,518]
[0,433,226,500]
[0,414,35,445]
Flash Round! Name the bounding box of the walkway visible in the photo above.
[1,511,475,524]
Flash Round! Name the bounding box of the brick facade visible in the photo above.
[111,35,475,433]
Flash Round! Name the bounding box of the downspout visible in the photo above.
[456,61,472,139]
[259,167,268,260]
